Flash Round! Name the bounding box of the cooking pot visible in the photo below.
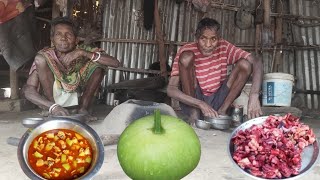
[17,117,104,180]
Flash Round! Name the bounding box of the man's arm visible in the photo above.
[246,54,263,119]
[167,76,218,117]
[167,76,202,107]
[23,71,69,116]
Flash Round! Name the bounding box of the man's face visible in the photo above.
[51,24,78,53]
[197,28,219,56]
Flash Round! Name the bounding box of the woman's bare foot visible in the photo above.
[69,108,78,114]
[78,108,98,122]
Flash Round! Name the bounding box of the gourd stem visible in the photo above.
[153,109,164,134]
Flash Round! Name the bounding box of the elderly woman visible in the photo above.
[23,17,120,120]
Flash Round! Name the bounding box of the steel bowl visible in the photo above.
[228,116,320,180]
[50,114,90,124]
[22,117,45,129]
[195,119,211,130]
[205,115,231,130]
[17,117,104,180]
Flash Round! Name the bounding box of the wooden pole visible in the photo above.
[10,68,18,100]
[273,0,284,72]
[263,0,271,28]
[255,24,262,54]
[255,0,261,54]
[255,0,262,55]
[65,0,73,18]
[262,0,272,54]
[154,0,167,78]
[52,0,60,18]
[52,0,70,18]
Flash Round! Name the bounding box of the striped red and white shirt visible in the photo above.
[171,39,251,96]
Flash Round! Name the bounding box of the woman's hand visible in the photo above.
[51,105,70,116]
[62,49,88,69]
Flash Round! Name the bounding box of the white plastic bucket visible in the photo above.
[262,73,294,106]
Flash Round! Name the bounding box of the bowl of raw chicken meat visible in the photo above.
[228,114,319,179]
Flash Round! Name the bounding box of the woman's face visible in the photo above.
[51,24,78,53]
[197,28,219,56]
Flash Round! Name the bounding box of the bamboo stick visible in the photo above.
[154,0,167,78]
[273,0,284,72]
[10,68,18,99]
[263,0,271,28]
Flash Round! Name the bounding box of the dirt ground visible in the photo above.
[0,104,320,180]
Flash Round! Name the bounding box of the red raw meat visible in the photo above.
[232,114,316,178]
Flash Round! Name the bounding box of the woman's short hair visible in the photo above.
[50,17,78,37]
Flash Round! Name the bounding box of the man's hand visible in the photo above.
[51,105,70,116]
[247,94,263,119]
[198,101,219,118]
[62,49,88,69]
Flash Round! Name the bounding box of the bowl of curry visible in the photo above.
[17,117,104,180]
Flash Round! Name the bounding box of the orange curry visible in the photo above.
[28,129,93,180]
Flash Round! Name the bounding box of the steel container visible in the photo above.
[205,115,231,130]
[228,116,320,180]
[195,119,211,130]
[17,117,104,180]
[231,107,244,126]
[22,117,45,129]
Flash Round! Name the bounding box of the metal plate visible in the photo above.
[228,116,320,180]
[22,118,44,129]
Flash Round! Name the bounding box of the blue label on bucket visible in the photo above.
[262,74,293,106]
[267,82,274,103]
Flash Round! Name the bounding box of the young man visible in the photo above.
[23,17,120,119]
[167,18,263,124]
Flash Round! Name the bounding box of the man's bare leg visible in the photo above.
[78,68,104,119]
[218,59,252,115]
[179,51,199,124]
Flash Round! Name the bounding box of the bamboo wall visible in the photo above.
[288,0,320,109]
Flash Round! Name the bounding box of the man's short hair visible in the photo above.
[195,18,220,38]
[50,17,78,37]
